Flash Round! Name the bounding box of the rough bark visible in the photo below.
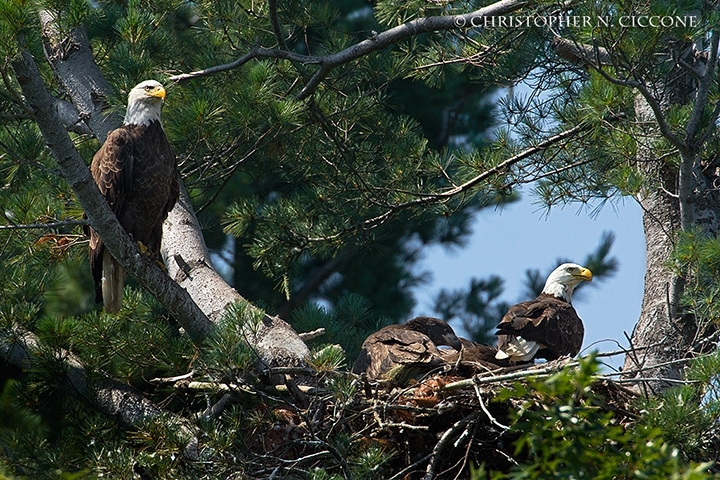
[39,11,118,142]
[623,117,690,391]
[162,183,310,367]
[552,32,720,392]
[622,66,720,391]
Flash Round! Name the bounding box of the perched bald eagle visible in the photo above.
[88,80,179,313]
[352,316,462,382]
[495,263,592,363]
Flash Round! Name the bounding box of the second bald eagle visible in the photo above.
[495,263,592,363]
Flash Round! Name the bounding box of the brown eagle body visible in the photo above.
[495,263,593,363]
[496,293,584,361]
[88,80,178,313]
[352,316,462,382]
[440,338,511,371]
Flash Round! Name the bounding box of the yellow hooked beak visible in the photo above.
[575,267,593,282]
[145,84,166,101]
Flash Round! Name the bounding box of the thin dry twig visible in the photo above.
[424,411,481,480]
[474,384,509,431]
[0,219,88,230]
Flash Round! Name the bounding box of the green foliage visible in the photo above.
[6,0,720,476]
[672,229,720,330]
[198,300,264,382]
[483,356,715,479]
[309,343,347,372]
[637,351,720,463]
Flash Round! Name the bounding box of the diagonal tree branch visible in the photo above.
[12,46,213,345]
[169,0,528,100]
[357,121,592,230]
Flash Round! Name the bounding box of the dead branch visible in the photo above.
[442,360,579,390]
[0,219,88,230]
[298,328,326,342]
[424,411,481,480]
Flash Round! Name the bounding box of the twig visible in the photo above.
[260,366,319,377]
[268,0,289,51]
[612,377,695,385]
[197,393,235,420]
[424,412,481,480]
[379,422,430,431]
[149,371,194,384]
[442,361,579,390]
[474,384,509,431]
[387,454,432,480]
[602,357,694,378]
[298,328,326,342]
[186,381,257,395]
[0,219,88,230]
[264,383,320,395]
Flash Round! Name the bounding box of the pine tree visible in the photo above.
[3,0,720,477]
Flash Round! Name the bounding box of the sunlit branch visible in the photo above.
[0,219,88,230]
[168,0,528,99]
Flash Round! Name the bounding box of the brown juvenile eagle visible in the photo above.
[88,80,179,313]
[352,316,462,382]
[495,263,592,363]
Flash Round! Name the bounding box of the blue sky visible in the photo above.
[412,191,646,371]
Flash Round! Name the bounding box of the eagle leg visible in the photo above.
[136,241,167,271]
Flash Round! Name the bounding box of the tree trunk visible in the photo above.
[623,153,690,392]
[623,77,720,392]
[162,184,310,368]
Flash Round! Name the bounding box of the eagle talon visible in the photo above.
[135,241,166,270]
[136,241,149,255]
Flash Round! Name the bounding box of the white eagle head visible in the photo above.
[541,263,593,303]
[123,80,166,127]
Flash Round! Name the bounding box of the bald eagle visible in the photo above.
[495,263,592,363]
[88,80,179,313]
[352,316,462,382]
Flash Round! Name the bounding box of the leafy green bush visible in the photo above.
[475,356,715,479]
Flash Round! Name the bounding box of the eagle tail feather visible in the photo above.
[497,337,541,362]
[102,250,125,314]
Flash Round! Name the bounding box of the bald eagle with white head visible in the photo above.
[495,263,593,363]
[88,80,179,313]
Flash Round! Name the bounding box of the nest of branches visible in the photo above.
[233,358,639,479]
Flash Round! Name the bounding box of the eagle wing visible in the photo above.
[91,128,135,212]
[352,325,446,381]
[88,128,135,303]
[496,294,584,360]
